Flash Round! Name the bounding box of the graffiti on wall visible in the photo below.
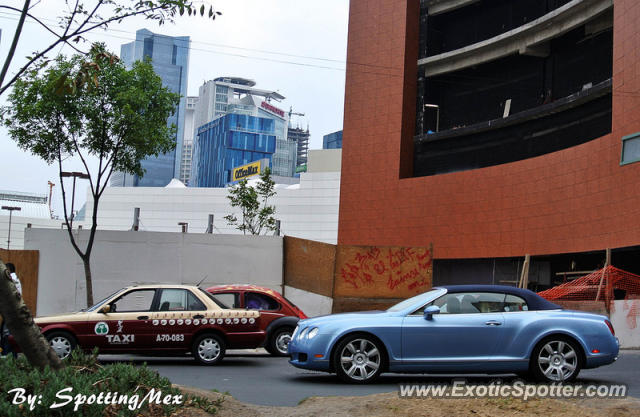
[334,244,433,299]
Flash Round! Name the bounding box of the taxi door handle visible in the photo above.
[485,320,502,326]
[193,314,204,319]
[137,315,149,320]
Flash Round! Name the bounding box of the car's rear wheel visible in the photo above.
[267,327,293,356]
[531,337,581,382]
[333,334,384,384]
[193,333,225,365]
[46,331,77,360]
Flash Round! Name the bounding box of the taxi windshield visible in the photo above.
[84,289,123,312]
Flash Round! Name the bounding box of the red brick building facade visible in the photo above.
[338,0,640,282]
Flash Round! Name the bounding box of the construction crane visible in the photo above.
[288,106,305,119]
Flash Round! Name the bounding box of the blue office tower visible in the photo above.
[111,29,190,187]
[191,114,277,187]
[323,130,343,149]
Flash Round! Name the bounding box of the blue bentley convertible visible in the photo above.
[288,285,619,383]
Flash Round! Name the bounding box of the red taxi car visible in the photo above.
[206,285,307,356]
[34,284,262,365]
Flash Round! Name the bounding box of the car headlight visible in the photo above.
[291,325,299,340]
[298,327,309,340]
[307,327,319,339]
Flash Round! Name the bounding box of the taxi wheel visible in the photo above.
[46,331,77,360]
[193,333,225,365]
[267,327,294,356]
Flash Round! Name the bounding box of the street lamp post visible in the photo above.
[61,171,90,223]
[2,206,21,250]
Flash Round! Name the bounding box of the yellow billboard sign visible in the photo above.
[232,160,262,181]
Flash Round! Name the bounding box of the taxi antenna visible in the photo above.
[195,275,208,287]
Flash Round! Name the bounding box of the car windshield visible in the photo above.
[198,288,230,309]
[387,289,443,312]
[84,289,123,312]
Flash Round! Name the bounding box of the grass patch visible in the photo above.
[0,350,223,416]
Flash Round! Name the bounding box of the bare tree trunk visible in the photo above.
[0,260,63,370]
[82,256,94,307]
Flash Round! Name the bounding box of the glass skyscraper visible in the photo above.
[191,114,277,187]
[323,130,343,149]
[111,29,190,187]
[193,77,298,180]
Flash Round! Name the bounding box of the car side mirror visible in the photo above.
[99,304,111,314]
[423,305,440,320]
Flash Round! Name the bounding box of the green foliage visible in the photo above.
[0,351,224,417]
[224,168,278,235]
[1,43,180,181]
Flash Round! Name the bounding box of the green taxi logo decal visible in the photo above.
[95,322,109,335]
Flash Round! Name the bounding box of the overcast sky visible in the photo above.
[0,0,349,217]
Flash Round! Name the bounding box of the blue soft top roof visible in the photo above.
[436,285,562,311]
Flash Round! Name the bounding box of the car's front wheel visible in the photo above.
[267,327,293,356]
[333,334,384,384]
[192,333,225,365]
[531,337,582,382]
[46,331,77,360]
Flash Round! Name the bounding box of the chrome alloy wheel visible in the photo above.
[339,338,381,381]
[49,336,72,359]
[275,331,292,355]
[537,340,578,382]
[197,337,221,362]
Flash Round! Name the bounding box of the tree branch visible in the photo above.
[0,0,32,91]
[57,140,87,259]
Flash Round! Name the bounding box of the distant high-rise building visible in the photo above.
[191,113,277,187]
[111,28,190,187]
[323,130,343,149]
[288,126,310,168]
[180,96,199,185]
[193,77,297,179]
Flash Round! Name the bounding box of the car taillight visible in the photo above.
[605,319,615,336]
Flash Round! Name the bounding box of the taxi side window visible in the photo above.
[211,292,239,309]
[111,290,155,312]
[158,289,206,311]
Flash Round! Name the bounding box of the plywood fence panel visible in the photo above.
[0,249,39,315]
[333,244,433,299]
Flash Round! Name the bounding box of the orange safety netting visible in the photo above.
[537,265,640,306]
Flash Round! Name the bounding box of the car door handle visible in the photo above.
[137,315,149,320]
[193,314,205,319]
[485,320,502,326]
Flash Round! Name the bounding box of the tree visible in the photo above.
[0,0,220,98]
[1,43,180,307]
[0,0,219,372]
[225,168,278,235]
[0,260,63,370]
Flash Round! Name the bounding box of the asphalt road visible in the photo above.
[101,349,640,407]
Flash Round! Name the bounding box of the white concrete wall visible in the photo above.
[0,216,62,250]
[25,228,284,316]
[284,285,333,317]
[307,149,342,173]
[610,299,640,348]
[82,171,340,244]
